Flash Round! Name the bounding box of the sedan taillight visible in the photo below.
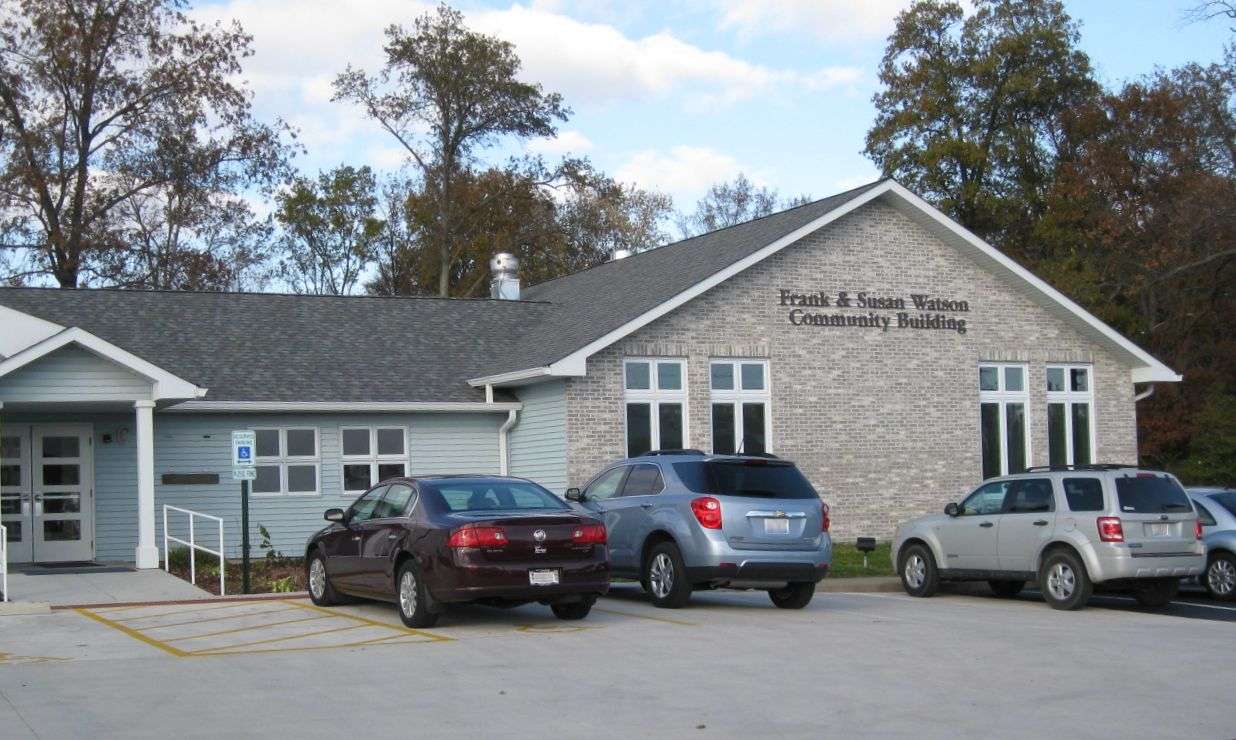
[1097,516,1124,543]
[573,523,607,544]
[448,525,507,548]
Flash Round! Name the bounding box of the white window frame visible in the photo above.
[252,427,321,497]
[708,359,773,455]
[339,426,411,495]
[978,363,1031,477]
[622,358,689,456]
[1046,364,1097,466]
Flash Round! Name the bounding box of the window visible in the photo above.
[1195,500,1217,528]
[340,426,409,494]
[252,428,319,495]
[1063,478,1104,512]
[961,481,1009,516]
[1047,365,1094,467]
[624,359,687,456]
[426,480,569,512]
[584,467,628,501]
[620,464,664,496]
[673,459,818,499]
[374,483,416,519]
[1114,474,1191,514]
[1003,479,1054,513]
[978,364,1030,479]
[1211,492,1236,518]
[710,360,771,455]
[348,485,388,521]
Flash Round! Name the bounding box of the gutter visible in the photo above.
[162,400,522,413]
[498,408,519,475]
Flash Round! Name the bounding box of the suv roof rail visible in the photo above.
[640,449,707,457]
[1022,463,1142,472]
[736,451,780,459]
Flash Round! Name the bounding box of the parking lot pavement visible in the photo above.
[0,586,1233,739]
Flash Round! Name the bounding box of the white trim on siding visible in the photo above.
[165,401,521,413]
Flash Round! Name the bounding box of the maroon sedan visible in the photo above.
[304,475,609,627]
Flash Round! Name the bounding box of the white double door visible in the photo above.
[1,425,95,563]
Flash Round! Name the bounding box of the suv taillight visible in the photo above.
[821,501,831,533]
[1195,519,1204,540]
[691,496,723,530]
[1097,517,1124,543]
[448,525,507,548]
[573,523,607,544]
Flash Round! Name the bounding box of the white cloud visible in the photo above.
[715,0,912,42]
[615,145,755,203]
[525,130,595,156]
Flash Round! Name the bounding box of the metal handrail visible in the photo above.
[1,524,7,603]
[162,505,225,596]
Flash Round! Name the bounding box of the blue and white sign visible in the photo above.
[232,430,257,481]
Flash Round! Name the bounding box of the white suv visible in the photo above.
[892,466,1205,610]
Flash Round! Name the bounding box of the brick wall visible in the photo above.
[563,200,1140,540]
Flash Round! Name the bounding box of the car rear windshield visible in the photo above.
[424,480,568,512]
[1114,474,1192,514]
[673,460,818,499]
[1211,492,1236,518]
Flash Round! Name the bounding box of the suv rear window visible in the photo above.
[1211,492,1236,518]
[1114,474,1192,514]
[673,460,818,499]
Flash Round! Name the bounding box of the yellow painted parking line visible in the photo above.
[138,606,300,631]
[190,633,439,658]
[105,601,274,623]
[76,608,191,658]
[171,614,333,642]
[283,600,453,642]
[184,623,369,654]
[594,606,696,626]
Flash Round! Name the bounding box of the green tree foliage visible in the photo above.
[333,4,568,297]
[275,166,384,295]
[678,173,810,238]
[865,0,1097,257]
[0,0,290,287]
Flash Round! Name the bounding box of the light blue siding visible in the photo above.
[0,345,151,402]
[2,410,506,564]
[508,380,567,493]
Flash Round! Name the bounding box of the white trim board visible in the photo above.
[469,180,1179,386]
[0,326,206,400]
[164,400,522,413]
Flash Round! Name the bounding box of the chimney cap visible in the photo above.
[490,252,519,274]
[610,248,632,261]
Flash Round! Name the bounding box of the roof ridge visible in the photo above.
[524,178,888,293]
[0,285,553,306]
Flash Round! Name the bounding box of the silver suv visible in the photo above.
[893,465,1205,610]
[565,451,832,609]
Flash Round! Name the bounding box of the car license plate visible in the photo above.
[764,518,790,534]
[529,569,560,586]
[1148,522,1170,538]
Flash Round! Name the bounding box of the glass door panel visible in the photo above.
[32,427,94,562]
[0,426,33,563]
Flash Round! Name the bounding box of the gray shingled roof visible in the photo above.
[0,180,885,402]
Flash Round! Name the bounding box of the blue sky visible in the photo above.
[193,0,1233,212]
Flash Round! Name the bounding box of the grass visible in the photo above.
[829,542,894,578]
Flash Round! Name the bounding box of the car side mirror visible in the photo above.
[324,508,345,523]
[565,487,584,502]
[944,502,961,517]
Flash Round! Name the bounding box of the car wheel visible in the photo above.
[644,541,692,608]
[307,551,344,607]
[1204,552,1236,602]
[550,597,596,620]
[768,581,815,609]
[1038,549,1092,610]
[1133,577,1179,608]
[898,543,939,597]
[396,560,439,628]
[988,579,1026,598]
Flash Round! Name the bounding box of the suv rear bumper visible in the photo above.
[1086,543,1205,582]
[683,537,832,587]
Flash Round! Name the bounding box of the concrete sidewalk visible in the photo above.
[2,568,209,611]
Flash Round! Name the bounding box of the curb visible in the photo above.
[50,591,310,611]
[819,576,901,593]
[0,601,52,616]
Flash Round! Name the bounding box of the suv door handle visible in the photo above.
[640,503,653,510]
[979,521,994,528]
[1032,520,1049,526]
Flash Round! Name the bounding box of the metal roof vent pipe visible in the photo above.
[610,248,632,261]
[489,252,521,300]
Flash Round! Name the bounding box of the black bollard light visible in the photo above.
[856,537,877,569]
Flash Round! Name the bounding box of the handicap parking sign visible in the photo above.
[232,430,256,467]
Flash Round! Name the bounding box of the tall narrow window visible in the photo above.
[623,359,687,456]
[710,360,771,455]
[1047,365,1094,467]
[978,364,1030,478]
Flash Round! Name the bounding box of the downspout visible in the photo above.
[1133,384,1155,402]
[498,409,519,475]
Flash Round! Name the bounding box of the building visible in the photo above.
[0,180,1179,567]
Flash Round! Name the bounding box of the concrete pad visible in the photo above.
[0,601,50,616]
[4,568,210,606]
